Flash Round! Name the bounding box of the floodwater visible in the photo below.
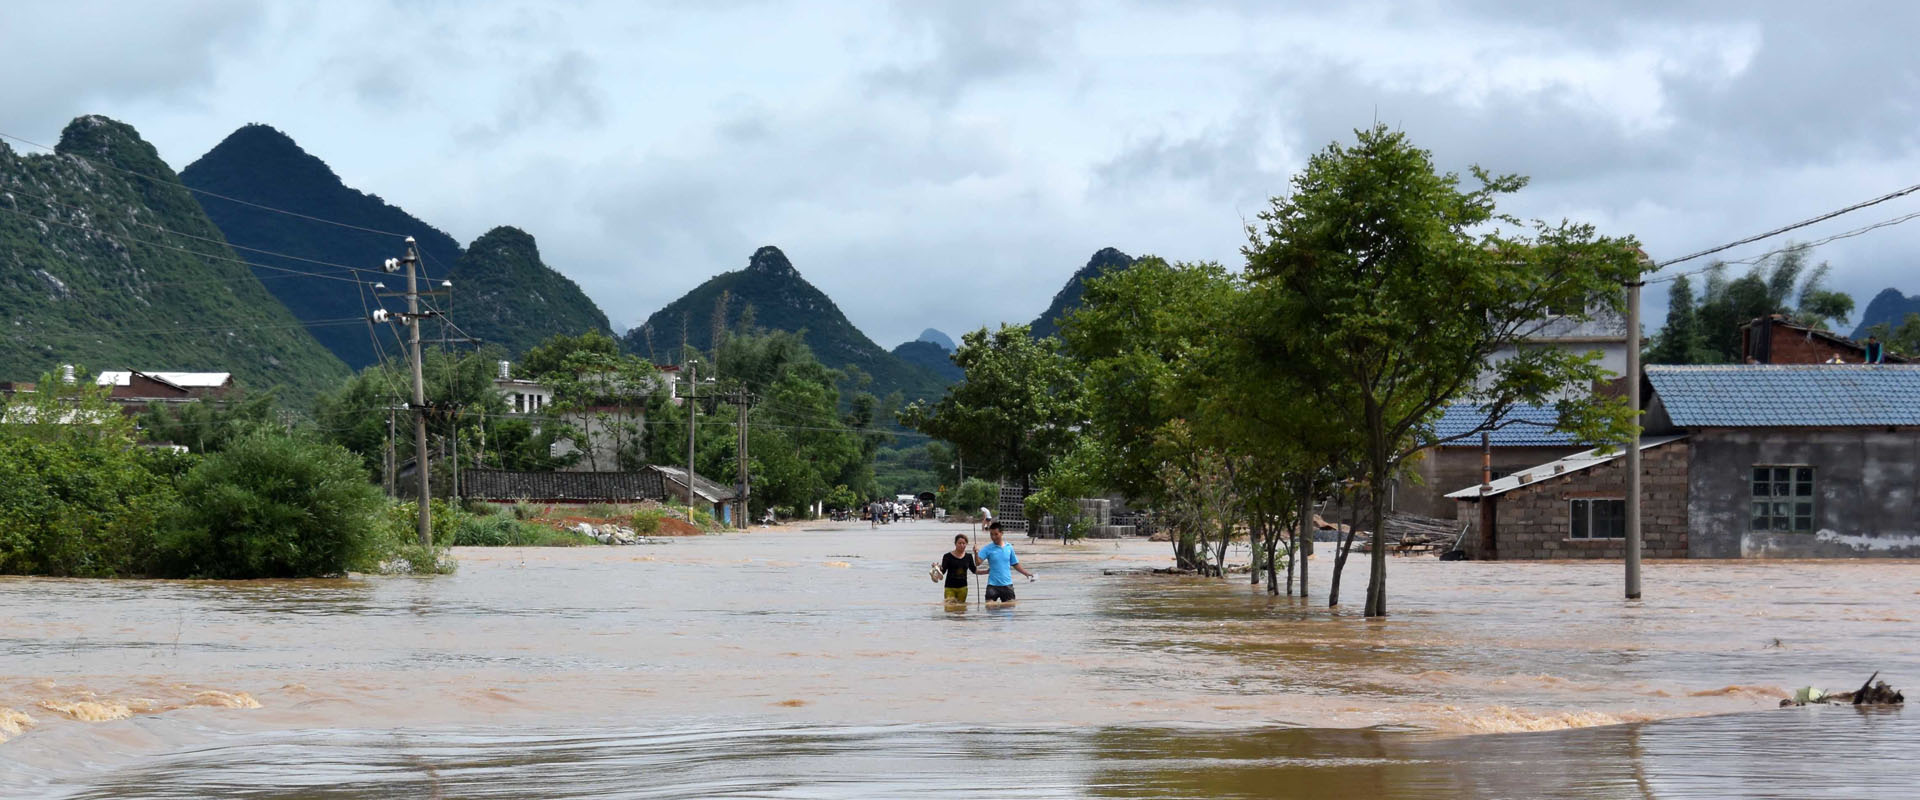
[2,520,1915,798]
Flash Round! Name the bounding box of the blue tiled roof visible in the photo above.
[1646,364,1920,427]
[1430,403,1577,447]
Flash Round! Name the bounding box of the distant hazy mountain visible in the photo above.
[0,115,348,398]
[1852,288,1920,338]
[891,340,963,383]
[180,124,463,369]
[1029,247,1135,340]
[448,226,610,354]
[182,124,610,367]
[622,246,949,401]
[916,328,955,352]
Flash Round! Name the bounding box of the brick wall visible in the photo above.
[1456,440,1689,559]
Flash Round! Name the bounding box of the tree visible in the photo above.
[1682,246,1856,363]
[900,325,1082,495]
[1866,312,1920,356]
[1647,274,1708,365]
[1242,125,1640,617]
[156,431,388,578]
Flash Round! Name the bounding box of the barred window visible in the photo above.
[1751,466,1814,533]
[1570,498,1626,539]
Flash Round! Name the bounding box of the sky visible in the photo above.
[5,0,1919,345]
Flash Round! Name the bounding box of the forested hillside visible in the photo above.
[180,124,463,369]
[623,246,949,401]
[448,226,611,354]
[1029,247,1135,339]
[0,116,348,399]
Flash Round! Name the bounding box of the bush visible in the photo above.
[453,513,596,547]
[945,478,998,517]
[0,375,182,577]
[156,432,390,578]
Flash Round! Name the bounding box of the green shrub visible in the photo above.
[510,501,540,521]
[945,478,998,517]
[0,375,182,577]
[454,512,597,546]
[630,508,667,534]
[156,432,389,578]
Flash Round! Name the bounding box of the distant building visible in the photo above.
[649,465,741,525]
[1740,315,1909,364]
[94,371,234,405]
[1450,364,1920,559]
[493,360,554,415]
[1483,299,1631,399]
[1397,403,1590,519]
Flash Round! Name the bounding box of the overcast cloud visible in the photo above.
[5,0,1918,343]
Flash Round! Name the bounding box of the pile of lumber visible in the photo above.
[1331,512,1463,554]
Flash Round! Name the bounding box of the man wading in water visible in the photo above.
[978,522,1035,603]
[932,533,984,605]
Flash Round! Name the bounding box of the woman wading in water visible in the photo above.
[932,534,984,605]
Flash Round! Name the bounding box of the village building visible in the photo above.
[648,465,741,525]
[94,370,235,406]
[1397,403,1587,519]
[1740,315,1909,364]
[1450,364,1920,559]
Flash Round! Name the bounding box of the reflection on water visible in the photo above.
[2,522,1917,796]
[25,707,1911,799]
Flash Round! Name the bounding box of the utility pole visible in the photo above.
[376,238,434,547]
[385,409,396,497]
[736,389,750,528]
[685,360,698,523]
[1625,274,1644,600]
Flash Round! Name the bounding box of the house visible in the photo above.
[94,371,235,405]
[1740,315,1909,364]
[1397,403,1590,519]
[1483,300,1632,399]
[493,360,554,415]
[1643,364,1920,557]
[649,465,741,525]
[1449,364,1920,559]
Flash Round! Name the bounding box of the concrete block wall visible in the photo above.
[1457,441,1690,559]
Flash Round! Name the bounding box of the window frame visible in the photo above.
[1568,497,1627,540]
[1750,465,1816,533]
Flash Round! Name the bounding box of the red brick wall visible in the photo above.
[1747,322,1864,364]
[1456,440,1689,559]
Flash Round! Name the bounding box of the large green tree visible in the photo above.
[900,325,1083,495]
[1242,125,1640,617]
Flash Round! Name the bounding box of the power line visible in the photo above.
[1648,206,1920,285]
[0,129,411,239]
[0,204,371,285]
[1653,180,1920,270]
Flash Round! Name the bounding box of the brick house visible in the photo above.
[1398,403,1589,519]
[1447,364,1920,559]
[1644,364,1920,557]
[1740,315,1908,364]
[1447,436,1690,560]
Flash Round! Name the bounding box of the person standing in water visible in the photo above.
[977,521,1035,603]
[932,533,983,604]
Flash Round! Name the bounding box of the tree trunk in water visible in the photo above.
[1329,488,1360,607]
[1297,485,1312,600]
[1266,513,1280,595]
[1248,513,1263,585]
[1364,462,1389,617]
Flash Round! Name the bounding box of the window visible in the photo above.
[1570,498,1625,539]
[1751,466,1815,533]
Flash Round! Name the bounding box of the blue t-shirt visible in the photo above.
[979,542,1018,586]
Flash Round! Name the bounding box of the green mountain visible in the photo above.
[448,226,611,354]
[916,328,955,351]
[0,115,349,399]
[622,246,949,401]
[1029,247,1135,339]
[890,340,963,383]
[1852,288,1920,338]
[180,124,463,369]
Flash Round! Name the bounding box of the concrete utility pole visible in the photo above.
[685,360,698,523]
[405,238,432,547]
[385,409,396,497]
[736,389,751,528]
[1625,276,1644,599]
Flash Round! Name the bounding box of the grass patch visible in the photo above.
[454,512,599,547]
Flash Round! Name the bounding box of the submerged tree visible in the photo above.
[1242,125,1641,617]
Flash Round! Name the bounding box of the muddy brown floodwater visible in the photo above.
[2,520,1915,798]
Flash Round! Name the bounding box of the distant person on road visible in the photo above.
[978,522,1035,603]
[870,501,882,529]
[932,533,983,605]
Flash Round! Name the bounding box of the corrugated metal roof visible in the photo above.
[1446,435,1687,499]
[95,371,232,388]
[1646,364,1920,427]
[1430,403,1578,447]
